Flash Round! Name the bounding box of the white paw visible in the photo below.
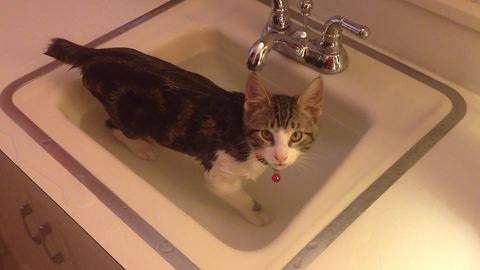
[131,146,159,161]
[243,210,274,226]
[111,130,160,161]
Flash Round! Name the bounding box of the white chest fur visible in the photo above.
[205,150,267,181]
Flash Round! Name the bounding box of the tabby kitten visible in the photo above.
[45,38,324,226]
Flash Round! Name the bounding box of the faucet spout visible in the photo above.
[247,34,307,71]
[246,36,277,71]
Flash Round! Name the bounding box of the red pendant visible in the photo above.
[272,172,281,182]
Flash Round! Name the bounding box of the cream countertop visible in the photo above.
[1,1,480,270]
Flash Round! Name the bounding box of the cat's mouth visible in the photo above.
[255,153,289,171]
[256,156,288,171]
[272,163,287,170]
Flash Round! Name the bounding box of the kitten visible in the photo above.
[45,38,324,226]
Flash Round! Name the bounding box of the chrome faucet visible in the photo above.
[247,0,370,74]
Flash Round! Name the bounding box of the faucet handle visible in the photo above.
[306,16,370,73]
[299,0,313,17]
[321,16,369,54]
[323,16,370,40]
[269,0,291,32]
[338,17,370,38]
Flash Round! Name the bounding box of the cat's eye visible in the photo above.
[290,131,303,143]
[260,130,273,141]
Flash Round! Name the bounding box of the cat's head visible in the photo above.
[244,73,324,170]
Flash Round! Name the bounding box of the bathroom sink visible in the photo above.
[6,0,456,269]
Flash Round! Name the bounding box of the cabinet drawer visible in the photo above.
[0,152,123,270]
[0,162,51,269]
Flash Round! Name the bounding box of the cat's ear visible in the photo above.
[298,76,324,119]
[244,73,272,112]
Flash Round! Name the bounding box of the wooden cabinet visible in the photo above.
[0,152,123,270]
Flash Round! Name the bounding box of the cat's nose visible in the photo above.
[275,153,287,163]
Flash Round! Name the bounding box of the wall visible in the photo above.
[298,0,480,93]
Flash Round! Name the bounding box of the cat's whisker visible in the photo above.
[298,160,314,169]
[299,153,319,162]
[299,152,321,159]
[296,157,316,168]
[292,158,314,173]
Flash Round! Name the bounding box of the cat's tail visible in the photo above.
[44,38,95,67]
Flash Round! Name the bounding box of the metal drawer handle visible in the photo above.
[20,204,41,244]
[39,223,65,265]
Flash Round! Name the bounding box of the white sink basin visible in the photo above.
[9,0,452,269]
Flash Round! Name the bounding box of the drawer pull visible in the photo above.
[19,204,41,244]
[39,223,64,265]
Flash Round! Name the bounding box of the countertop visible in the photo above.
[1,1,480,269]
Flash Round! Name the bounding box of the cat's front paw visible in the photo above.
[243,210,274,226]
[243,200,273,226]
[241,200,274,226]
[131,146,160,161]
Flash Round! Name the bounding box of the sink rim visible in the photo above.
[0,1,467,270]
